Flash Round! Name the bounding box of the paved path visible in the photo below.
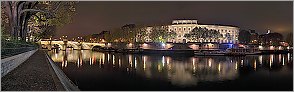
[1,50,65,91]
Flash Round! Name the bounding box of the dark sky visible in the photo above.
[56,1,293,39]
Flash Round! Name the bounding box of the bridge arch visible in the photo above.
[67,43,80,50]
[90,44,106,50]
[40,40,105,50]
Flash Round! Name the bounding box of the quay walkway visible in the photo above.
[1,50,66,91]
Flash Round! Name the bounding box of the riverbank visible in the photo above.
[93,47,292,56]
[1,50,65,91]
[93,48,196,55]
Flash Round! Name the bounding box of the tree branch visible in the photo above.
[20,9,54,19]
[53,1,62,12]
[32,14,47,21]
[20,9,51,15]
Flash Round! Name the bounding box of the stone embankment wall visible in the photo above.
[45,53,80,91]
[1,49,38,77]
[104,42,201,50]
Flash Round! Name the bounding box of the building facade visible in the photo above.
[144,20,240,44]
[168,20,239,43]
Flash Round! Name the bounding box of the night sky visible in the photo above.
[56,1,293,39]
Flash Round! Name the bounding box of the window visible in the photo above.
[175,28,177,31]
[184,28,186,31]
[179,28,181,31]
[188,28,191,30]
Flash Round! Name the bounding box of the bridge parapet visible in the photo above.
[40,40,105,50]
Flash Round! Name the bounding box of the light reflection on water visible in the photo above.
[48,50,293,90]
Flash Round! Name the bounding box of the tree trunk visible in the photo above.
[3,1,15,39]
[12,2,19,39]
[21,13,32,41]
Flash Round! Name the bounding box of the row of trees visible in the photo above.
[105,25,146,43]
[184,27,222,41]
[148,26,176,43]
[1,1,77,41]
[105,24,176,43]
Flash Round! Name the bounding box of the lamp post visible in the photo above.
[62,35,68,51]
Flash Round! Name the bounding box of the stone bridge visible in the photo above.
[40,40,105,50]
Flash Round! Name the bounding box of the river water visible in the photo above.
[48,50,293,91]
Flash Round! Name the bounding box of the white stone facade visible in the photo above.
[143,20,239,44]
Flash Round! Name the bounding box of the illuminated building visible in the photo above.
[143,20,239,44]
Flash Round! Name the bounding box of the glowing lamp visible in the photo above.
[269,46,275,50]
[258,46,263,50]
[107,43,111,46]
[143,43,148,47]
[161,43,166,47]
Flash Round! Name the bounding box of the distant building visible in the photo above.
[84,31,110,42]
[249,30,259,44]
[259,32,283,46]
[144,20,239,44]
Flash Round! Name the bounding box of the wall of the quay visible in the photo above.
[1,49,38,77]
[45,54,80,91]
[104,42,221,50]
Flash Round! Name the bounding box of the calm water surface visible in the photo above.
[48,50,293,91]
